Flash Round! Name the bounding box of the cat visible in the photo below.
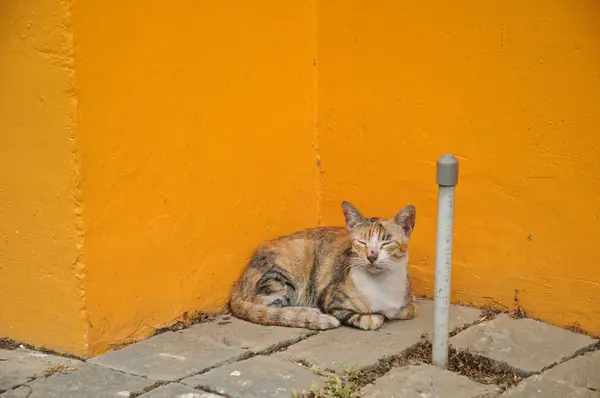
[229,201,417,331]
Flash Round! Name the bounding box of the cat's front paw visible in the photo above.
[395,301,417,320]
[354,314,384,331]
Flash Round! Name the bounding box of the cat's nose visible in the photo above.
[367,253,378,263]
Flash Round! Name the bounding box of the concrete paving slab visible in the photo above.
[0,348,83,392]
[542,349,600,390]
[181,355,324,398]
[274,325,416,374]
[388,300,482,340]
[499,375,600,397]
[183,315,315,353]
[274,300,481,372]
[0,364,155,398]
[140,383,223,397]
[89,331,246,381]
[361,364,500,398]
[450,315,598,375]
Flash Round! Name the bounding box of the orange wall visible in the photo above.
[0,0,87,355]
[2,0,600,357]
[318,1,600,334]
[71,0,319,355]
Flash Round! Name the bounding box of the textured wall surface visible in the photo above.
[0,0,87,355]
[71,0,319,355]
[318,1,600,334]
[2,0,599,357]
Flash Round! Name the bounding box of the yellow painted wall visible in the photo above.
[318,1,600,334]
[0,0,87,355]
[2,0,600,357]
[71,0,319,355]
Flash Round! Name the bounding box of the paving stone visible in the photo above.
[499,375,600,397]
[0,364,156,398]
[89,331,245,381]
[450,315,598,375]
[90,315,315,381]
[183,315,315,353]
[274,325,411,374]
[181,355,324,398]
[140,383,223,397]
[274,300,482,372]
[542,350,600,390]
[361,364,501,398]
[0,348,83,392]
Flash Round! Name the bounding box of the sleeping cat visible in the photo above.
[230,201,417,331]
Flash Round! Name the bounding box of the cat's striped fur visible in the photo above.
[230,202,417,331]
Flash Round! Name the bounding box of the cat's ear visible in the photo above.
[342,201,366,230]
[394,205,416,236]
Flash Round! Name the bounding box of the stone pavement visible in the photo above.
[1,299,598,397]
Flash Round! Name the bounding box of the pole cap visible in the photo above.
[437,154,459,186]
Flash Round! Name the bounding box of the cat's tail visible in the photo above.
[230,299,341,330]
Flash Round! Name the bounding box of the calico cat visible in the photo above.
[230,201,417,331]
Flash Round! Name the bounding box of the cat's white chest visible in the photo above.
[351,265,409,318]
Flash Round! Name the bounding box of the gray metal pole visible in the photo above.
[432,154,459,368]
